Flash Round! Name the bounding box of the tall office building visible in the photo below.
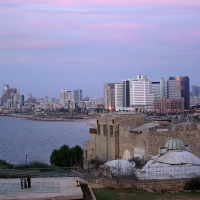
[60,90,71,103]
[104,83,117,110]
[152,78,166,99]
[130,74,154,110]
[167,76,190,110]
[192,85,200,97]
[115,83,123,109]
[115,74,154,111]
[0,85,19,108]
[122,78,133,107]
[74,89,82,102]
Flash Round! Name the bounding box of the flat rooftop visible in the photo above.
[0,177,83,199]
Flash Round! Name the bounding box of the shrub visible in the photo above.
[184,177,200,190]
[0,159,12,169]
[29,161,49,170]
[13,164,27,170]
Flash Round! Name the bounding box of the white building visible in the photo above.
[130,74,154,111]
[152,78,166,99]
[115,83,123,110]
[115,74,154,111]
[136,138,200,180]
[60,90,71,104]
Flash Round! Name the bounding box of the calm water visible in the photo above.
[0,116,90,164]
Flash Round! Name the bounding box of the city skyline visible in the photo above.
[0,1,200,98]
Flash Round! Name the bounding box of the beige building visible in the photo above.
[83,112,200,169]
[104,83,117,110]
[83,113,145,166]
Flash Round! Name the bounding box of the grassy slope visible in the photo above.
[92,188,200,200]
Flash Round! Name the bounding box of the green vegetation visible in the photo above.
[29,161,49,170]
[184,177,200,190]
[13,164,27,170]
[50,145,83,167]
[93,188,200,200]
[0,159,12,169]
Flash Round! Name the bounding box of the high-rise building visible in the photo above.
[192,85,200,97]
[60,90,71,103]
[130,74,154,110]
[152,78,166,99]
[0,85,19,108]
[122,78,132,107]
[115,83,123,109]
[74,89,82,102]
[104,83,117,110]
[167,76,190,110]
[115,74,154,111]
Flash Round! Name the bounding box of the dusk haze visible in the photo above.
[0,0,200,98]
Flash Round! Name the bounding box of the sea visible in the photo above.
[0,116,90,165]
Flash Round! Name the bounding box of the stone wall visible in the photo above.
[83,113,200,171]
[87,177,190,192]
[83,113,145,166]
[143,123,200,159]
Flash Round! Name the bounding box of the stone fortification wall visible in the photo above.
[119,114,145,159]
[83,113,145,165]
[87,177,189,192]
[143,123,200,159]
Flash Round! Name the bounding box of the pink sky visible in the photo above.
[0,0,200,98]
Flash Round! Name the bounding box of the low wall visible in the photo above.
[87,177,190,192]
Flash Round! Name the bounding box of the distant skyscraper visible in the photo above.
[0,85,19,108]
[104,83,117,110]
[74,89,82,102]
[60,90,71,103]
[115,83,123,109]
[115,74,154,111]
[20,95,24,106]
[192,85,200,97]
[152,78,166,99]
[122,78,132,107]
[130,74,154,110]
[167,76,190,109]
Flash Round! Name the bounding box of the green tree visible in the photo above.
[0,159,12,169]
[57,145,70,167]
[70,145,83,166]
[50,149,59,166]
[50,145,83,167]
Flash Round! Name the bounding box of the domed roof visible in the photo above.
[164,138,185,150]
[156,151,200,165]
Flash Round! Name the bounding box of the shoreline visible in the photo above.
[0,114,97,128]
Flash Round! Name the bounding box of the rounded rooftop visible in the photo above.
[164,138,185,150]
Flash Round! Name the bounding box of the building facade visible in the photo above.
[104,83,117,110]
[74,89,82,103]
[152,78,166,99]
[154,97,184,113]
[83,113,200,170]
[192,85,200,97]
[60,90,71,104]
[167,76,190,110]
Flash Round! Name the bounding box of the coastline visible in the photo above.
[0,114,97,128]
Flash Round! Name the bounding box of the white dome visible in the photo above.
[104,159,135,169]
[157,151,200,165]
